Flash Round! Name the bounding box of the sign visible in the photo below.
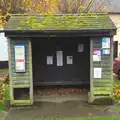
[93,50,101,55]
[78,44,84,52]
[102,49,110,55]
[47,56,53,65]
[94,68,102,78]
[102,37,110,48]
[93,55,101,61]
[67,56,73,64]
[14,45,25,72]
[56,51,63,66]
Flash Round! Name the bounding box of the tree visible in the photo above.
[0,0,25,28]
[0,0,109,28]
[24,0,109,14]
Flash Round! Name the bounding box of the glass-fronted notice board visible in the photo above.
[14,45,26,72]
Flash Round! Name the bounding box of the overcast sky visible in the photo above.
[0,32,8,61]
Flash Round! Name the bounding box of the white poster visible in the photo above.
[93,55,101,61]
[94,68,102,78]
[56,51,63,66]
[102,37,110,48]
[67,56,73,64]
[47,56,53,65]
[78,44,84,52]
[15,45,25,72]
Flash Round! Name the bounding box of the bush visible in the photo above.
[113,84,120,101]
[0,75,9,112]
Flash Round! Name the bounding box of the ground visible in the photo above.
[4,94,120,120]
[1,71,120,120]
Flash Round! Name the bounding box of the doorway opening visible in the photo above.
[31,37,90,99]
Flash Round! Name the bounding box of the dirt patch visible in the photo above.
[34,88,89,96]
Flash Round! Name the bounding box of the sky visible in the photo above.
[0,32,8,61]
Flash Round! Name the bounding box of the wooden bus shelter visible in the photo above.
[2,13,116,105]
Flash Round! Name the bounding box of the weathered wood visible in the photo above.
[8,38,14,105]
[9,39,33,105]
[29,40,33,104]
[12,100,31,105]
[12,84,30,88]
[89,37,113,104]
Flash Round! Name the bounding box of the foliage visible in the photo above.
[0,75,9,112]
[0,0,109,28]
[26,117,120,120]
[24,0,109,14]
[113,84,120,101]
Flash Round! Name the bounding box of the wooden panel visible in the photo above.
[9,39,33,105]
[92,37,112,96]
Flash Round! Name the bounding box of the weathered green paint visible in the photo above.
[5,13,116,31]
[12,84,30,88]
[8,38,33,105]
[89,37,113,104]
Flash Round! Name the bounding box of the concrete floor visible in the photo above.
[4,94,120,120]
[34,93,88,103]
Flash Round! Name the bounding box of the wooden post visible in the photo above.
[29,40,33,104]
[8,38,14,105]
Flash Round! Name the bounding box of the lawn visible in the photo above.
[28,118,120,120]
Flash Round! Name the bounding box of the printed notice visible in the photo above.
[102,49,110,55]
[56,51,63,66]
[47,56,53,65]
[102,37,110,48]
[67,56,73,64]
[78,44,84,52]
[94,68,102,78]
[15,45,25,72]
[93,55,101,61]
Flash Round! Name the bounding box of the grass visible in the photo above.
[6,117,117,120]
[0,68,8,73]
[0,101,4,112]
[114,79,120,84]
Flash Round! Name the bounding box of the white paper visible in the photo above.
[93,55,101,61]
[14,45,25,72]
[102,37,110,48]
[94,68,102,78]
[56,51,63,66]
[67,56,73,64]
[78,44,84,52]
[47,56,53,65]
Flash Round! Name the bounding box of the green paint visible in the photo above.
[9,39,33,105]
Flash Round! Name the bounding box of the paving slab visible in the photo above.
[4,94,120,120]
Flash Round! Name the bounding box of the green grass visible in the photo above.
[0,101,4,112]
[114,79,120,84]
[0,68,8,73]
[27,118,120,120]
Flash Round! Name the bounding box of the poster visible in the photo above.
[93,50,101,55]
[102,37,110,48]
[93,50,101,61]
[56,51,63,66]
[102,49,110,55]
[78,44,84,52]
[93,55,101,61]
[67,56,73,64]
[47,56,53,65]
[14,45,25,72]
[94,68,102,78]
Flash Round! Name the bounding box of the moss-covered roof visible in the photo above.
[5,13,116,31]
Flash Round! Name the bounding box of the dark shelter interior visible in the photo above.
[32,37,90,90]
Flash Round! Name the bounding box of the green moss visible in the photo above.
[16,13,113,30]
